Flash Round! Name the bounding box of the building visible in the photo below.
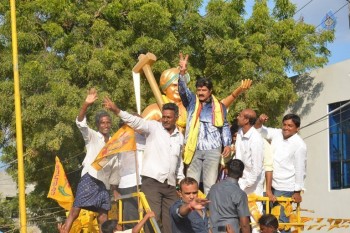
[0,171,17,198]
[290,59,350,232]
[0,170,37,232]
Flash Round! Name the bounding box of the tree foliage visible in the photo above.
[0,0,333,231]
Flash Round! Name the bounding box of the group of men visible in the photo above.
[58,54,307,233]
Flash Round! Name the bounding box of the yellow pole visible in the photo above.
[10,0,27,232]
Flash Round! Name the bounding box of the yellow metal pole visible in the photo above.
[10,0,27,232]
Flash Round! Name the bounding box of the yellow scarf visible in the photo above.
[183,95,224,164]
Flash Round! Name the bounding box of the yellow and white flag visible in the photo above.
[47,156,74,210]
[92,125,136,171]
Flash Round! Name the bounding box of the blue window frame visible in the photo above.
[329,100,350,189]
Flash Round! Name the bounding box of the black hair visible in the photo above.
[95,110,111,127]
[179,177,198,191]
[162,103,179,117]
[230,119,239,136]
[282,113,301,128]
[227,159,244,179]
[195,77,213,91]
[101,219,118,233]
[258,214,279,231]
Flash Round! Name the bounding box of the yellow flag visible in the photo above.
[47,156,74,210]
[92,125,136,171]
[248,194,262,222]
[197,190,206,199]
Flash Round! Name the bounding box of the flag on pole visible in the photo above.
[92,125,136,171]
[47,156,74,210]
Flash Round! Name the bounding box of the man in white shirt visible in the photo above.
[103,97,185,233]
[235,109,264,232]
[255,113,307,233]
[59,88,119,233]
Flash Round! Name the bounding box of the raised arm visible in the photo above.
[178,53,195,108]
[254,113,268,130]
[132,211,155,233]
[78,88,98,122]
[103,96,153,133]
[221,79,252,109]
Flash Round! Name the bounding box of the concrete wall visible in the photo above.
[290,59,350,232]
[0,171,17,198]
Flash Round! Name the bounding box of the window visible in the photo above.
[329,100,350,189]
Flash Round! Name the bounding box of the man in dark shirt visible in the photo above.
[208,159,251,233]
[170,177,210,233]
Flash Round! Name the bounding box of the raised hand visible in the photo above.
[85,88,98,106]
[258,114,269,124]
[78,88,98,121]
[239,79,252,92]
[103,96,120,115]
[254,114,268,129]
[179,52,189,75]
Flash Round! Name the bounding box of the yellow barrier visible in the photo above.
[248,196,302,233]
[114,192,161,233]
[75,193,348,232]
[67,192,160,233]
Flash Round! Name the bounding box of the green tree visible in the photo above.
[203,0,333,123]
[0,196,18,232]
[0,0,333,231]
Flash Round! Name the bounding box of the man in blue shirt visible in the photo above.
[178,54,232,195]
[170,177,210,233]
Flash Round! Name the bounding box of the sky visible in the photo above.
[286,0,350,66]
[201,0,350,66]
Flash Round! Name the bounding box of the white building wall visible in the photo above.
[290,59,350,232]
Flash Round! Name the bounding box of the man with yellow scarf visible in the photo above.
[178,54,232,195]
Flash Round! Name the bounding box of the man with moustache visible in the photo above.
[178,54,231,195]
[103,98,185,233]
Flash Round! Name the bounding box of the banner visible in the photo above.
[47,156,74,210]
[92,125,136,171]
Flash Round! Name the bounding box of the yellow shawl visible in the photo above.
[183,95,224,164]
